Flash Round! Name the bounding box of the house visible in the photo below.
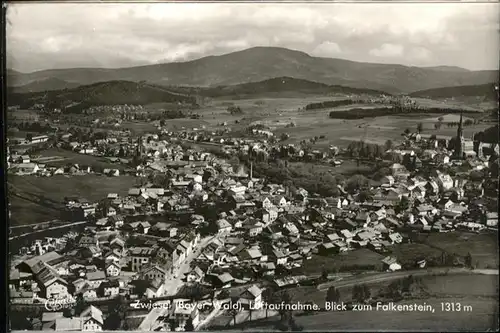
[370,208,387,222]
[80,305,104,331]
[340,229,354,243]
[390,163,406,176]
[99,280,120,298]
[129,247,156,272]
[86,270,106,288]
[34,262,69,300]
[54,317,83,331]
[171,301,200,330]
[109,215,125,229]
[141,265,166,282]
[387,232,403,244]
[415,204,438,216]
[246,222,264,237]
[283,222,299,236]
[272,196,288,208]
[124,221,151,234]
[261,197,274,210]
[264,225,282,239]
[216,219,232,235]
[105,261,121,277]
[434,153,450,165]
[268,248,288,265]
[186,266,205,283]
[381,256,402,271]
[78,235,99,249]
[106,206,117,217]
[256,208,278,224]
[326,233,341,243]
[14,163,40,175]
[381,175,395,186]
[145,278,165,298]
[207,272,234,288]
[318,242,338,255]
[355,231,377,242]
[425,180,440,195]
[104,249,122,264]
[436,171,454,191]
[485,212,498,227]
[31,135,49,143]
[103,169,120,177]
[109,237,126,253]
[239,285,263,307]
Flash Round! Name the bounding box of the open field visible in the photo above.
[233,273,498,331]
[192,95,493,149]
[9,174,137,225]
[413,97,494,111]
[275,113,490,147]
[288,161,373,177]
[392,243,443,267]
[226,298,498,331]
[8,109,41,121]
[121,118,212,133]
[301,250,385,274]
[422,274,498,296]
[300,231,498,276]
[11,95,492,151]
[319,103,392,112]
[36,148,123,169]
[423,232,499,269]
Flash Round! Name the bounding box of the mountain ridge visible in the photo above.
[163,76,391,97]
[7,46,499,93]
[8,80,196,111]
[409,83,499,99]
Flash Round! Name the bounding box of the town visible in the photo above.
[8,106,499,331]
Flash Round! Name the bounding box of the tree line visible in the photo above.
[329,106,479,120]
[306,99,356,110]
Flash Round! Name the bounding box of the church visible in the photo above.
[452,113,475,159]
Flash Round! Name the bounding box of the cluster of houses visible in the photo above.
[8,115,499,331]
[11,149,498,298]
[84,104,144,114]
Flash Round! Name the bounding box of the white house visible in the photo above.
[81,306,103,331]
[381,256,402,272]
[105,261,121,277]
[216,219,232,235]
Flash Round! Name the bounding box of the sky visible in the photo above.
[6,2,500,73]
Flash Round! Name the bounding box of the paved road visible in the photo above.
[9,221,88,241]
[197,307,224,330]
[138,306,168,331]
[317,268,499,291]
[164,235,215,296]
[138,236,216,330]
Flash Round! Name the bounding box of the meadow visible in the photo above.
[423,232,499,269]
[231,274,498,331]
[55,93,493,149]
[301,250,385,275]
[9,174,138,225]
[191,95,493,149]
[35,148,123,169]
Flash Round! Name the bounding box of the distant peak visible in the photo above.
[230,46,311,57]
[421,65,470,72]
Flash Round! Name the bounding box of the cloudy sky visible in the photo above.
[6,2,500,73]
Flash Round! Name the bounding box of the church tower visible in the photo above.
[455,113,464,159]
[135,136,144,157]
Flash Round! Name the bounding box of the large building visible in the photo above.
[454,113,465,159]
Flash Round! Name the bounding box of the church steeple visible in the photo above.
[457,113,463,138]
[455,112,464,158]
